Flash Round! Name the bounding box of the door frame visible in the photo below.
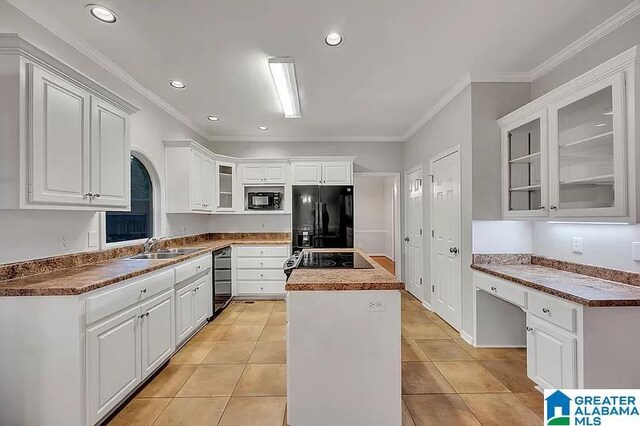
[353,172,402,279]
[429,145,462,329]
[403,164,424,298]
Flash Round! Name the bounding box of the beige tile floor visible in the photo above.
[107,292,543,426]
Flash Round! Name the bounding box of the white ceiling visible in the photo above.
[14,0,636,141]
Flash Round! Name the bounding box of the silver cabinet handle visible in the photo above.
[138,314,145,319]
[550,205,558,210]
[404,237,410,242]
[537,205,545,210]
[94,193,101,198]
[84,192,94,198]
[542,308,550,314]
[145,312,149,317]
[196,265,201,270]
[449,247,459,254]
[526,327,533,332]
[141,288,147,293]
[490,286,497,292]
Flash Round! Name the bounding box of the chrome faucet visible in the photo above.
[143,237,166,253]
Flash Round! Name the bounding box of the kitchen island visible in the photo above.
[285,249,404,426]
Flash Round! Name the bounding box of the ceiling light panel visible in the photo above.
[268,57,301,118]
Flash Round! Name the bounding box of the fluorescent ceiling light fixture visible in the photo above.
[87,5,117,23]
[258,126,269,131]
[206,116,219,122]
[325,33,343,47]
[268,57,301,118]
[169,80,186,89]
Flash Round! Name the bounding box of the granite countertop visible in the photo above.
[285,248,404,291]
[471,263,640,307]
[0,238,290,297]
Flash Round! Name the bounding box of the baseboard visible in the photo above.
[421,300,433,311]
[473,344,526,349]
[460,330,474,346]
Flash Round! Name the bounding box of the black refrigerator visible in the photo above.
[292,185,354,253]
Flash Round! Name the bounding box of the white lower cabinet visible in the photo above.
[87,305,141,425]
[526,314,577,389]
[234,245,289,297]
[141,290,175,378]
[175,274,212,345]
[176,282,196,343]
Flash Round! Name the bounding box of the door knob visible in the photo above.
[404,237,410,242]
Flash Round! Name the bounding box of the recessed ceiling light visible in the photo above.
[324,33,343,47]
[169,80,186,89]
[206,116,219,122]
[258,126,268,131]
[87,4,117,23]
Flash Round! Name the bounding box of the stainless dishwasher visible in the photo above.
[211,247,232,316]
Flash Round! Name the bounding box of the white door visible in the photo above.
[29,64,91,206]
[191,152,204,211]
[175,283,195,344]
[193,276,211,325]
[265,164,287,184]
[292,163,322,185]
[404,167,423,299]
[141,290,174,379]
[201,156,214,211]
[87,305,141,425]
[322,162,352,185]
[242,164,265,184]
[90,97,130,208]
[527,314,577,389]
[431,150,461,330]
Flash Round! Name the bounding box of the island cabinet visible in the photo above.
[473,270,640,390]
[499,46,638,222]
[0,253,213,426]
[234,245,290,297]
[0,35,138,211]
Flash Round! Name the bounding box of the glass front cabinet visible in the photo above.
[216,161,236,211]
[500,52,636,223]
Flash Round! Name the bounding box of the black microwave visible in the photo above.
[248,192,283,210]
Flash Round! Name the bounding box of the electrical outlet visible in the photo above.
[88,231,99,248]
[633,242,640,262]
[58,234,68,252]
[367,300,385,312]
[572,237,583,254]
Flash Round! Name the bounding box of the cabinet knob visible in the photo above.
[196,265,201,270]
[490,286,497,292]
[94,193,101,198]
[138,314,145,319]
[537,205,545,210]
[141,288,147,293]
[449,247,459,254]
[260,273,264,278]
[84,192,93,198]
[526,327,533,332]
[550,205,558,210]
[542,307,550,314]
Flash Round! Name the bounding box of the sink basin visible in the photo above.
[123,247,205,260]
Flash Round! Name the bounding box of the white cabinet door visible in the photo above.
[526,314,577,389]
[322,162,352,185]
[191,151,204,211]
[175,283,195,344]
[242,164,265,184]
[90,97,130,208]
[202,156,214,212]
[29,64,91,206]
[548,72,627,218]
[265,164,286,184]
[87,305,141,425]
[141,290,174,379]
[216,161,236,211]
[193,276,211,326]
[292,163,322,185]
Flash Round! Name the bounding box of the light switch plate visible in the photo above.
[572,237,583,254]
[58,234,68,252]
[633,242,640,262]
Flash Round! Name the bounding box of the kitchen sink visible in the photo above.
[123,247,205,260]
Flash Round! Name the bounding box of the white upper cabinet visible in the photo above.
[216,161,237,211]
[240,163,287,185]
[0,36,137,211]
[291,160,353,185]
[90,97,130,208]
[499,48,637,223]
[165,141,216,214]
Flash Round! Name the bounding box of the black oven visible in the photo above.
[248,192,283,210]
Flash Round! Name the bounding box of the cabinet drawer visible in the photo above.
[175,254,212,283]
[528,291,576,332]
[237,280,285,295]
[86,268,174,325]
[474,271,527,308]
[237,269,286,281]
[237,257,286,269]
[235,245,289,258]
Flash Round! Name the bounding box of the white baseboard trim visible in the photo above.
[421,300,433,311]
[460,330,474,346]
[473,344,527,349]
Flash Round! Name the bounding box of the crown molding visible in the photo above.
[531,0,640,81]
[5,0,212,141]
[208,134,405,143]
